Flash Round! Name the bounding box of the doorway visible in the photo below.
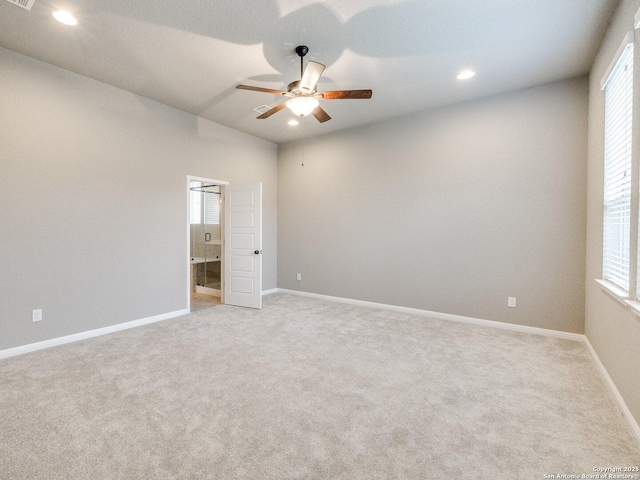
[187,176,228,312]
[186,176,264,312]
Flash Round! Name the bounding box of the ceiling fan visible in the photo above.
[236,46,372,123]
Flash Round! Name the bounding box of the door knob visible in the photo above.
[254,250,261,255]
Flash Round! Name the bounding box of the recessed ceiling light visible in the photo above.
[288,120,299,126]
[53,10,78,26]
[456,70,476,80]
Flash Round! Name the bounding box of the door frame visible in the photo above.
[186,175,229,312]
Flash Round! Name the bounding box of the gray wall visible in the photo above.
[586,0,640,425]
[279,78,588,333]
[0,47,277,351]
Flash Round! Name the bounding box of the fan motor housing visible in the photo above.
[288,80,314,95]
[287,80,300,92]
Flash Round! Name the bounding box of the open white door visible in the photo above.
[224,183,262,309]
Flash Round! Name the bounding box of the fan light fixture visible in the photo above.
[286,97,319,117]
[53,10,78,25]
[236,45,372,123]
[456,70,476,80]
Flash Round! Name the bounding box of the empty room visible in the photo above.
[1,0,639,478]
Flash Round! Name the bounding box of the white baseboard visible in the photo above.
[277,288,583,341]
[0,309,189,361]
[2,290,276,360]
[3,288,639,446]
[277,288,640,445]
[583,337,640,445]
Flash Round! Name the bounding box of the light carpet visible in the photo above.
[0,293,638,479]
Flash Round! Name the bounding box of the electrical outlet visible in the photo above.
[508,297,516,308]
[32,309,43,322]
[296,273,302,281]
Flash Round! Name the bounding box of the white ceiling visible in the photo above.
[0,0,618,144]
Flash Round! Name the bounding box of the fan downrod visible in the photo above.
[295,46,309,79]
[235,44,371,123]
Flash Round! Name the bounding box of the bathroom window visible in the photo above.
[190,182,220,225]
[204,191,221,225]
[190,186,202,224]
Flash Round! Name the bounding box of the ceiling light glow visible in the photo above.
[288,120,299,126]
[286,96,319,117]
[456,70,476,80]
[53,10,78,26]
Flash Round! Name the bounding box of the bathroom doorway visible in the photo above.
[187,176,228,312]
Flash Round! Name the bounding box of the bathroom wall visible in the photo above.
[0,47,277,351]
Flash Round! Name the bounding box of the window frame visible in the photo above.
[601,39,634,294]
[190,182,221,226]
[598,27,640,316]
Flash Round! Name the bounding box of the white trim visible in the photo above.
[584,337,640,445]
[635,6,640,28]
[2,288,638,446]
[277,288,583,341]
[276,288,640,444]
[624,299,640,317]
[188,176,229,186]
[631,26,640,304]
[595,278,631,306]
[601,31,634,89]
[0,309,189,361]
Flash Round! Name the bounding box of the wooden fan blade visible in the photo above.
[236,85,288,96]
[299,61,325,92]
[257,101,287,119]
[311,106,331,123]
[320,90,372,100]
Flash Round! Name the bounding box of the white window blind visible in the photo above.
[603,43,633,291]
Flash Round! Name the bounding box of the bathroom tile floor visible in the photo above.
[190,292,221,312]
